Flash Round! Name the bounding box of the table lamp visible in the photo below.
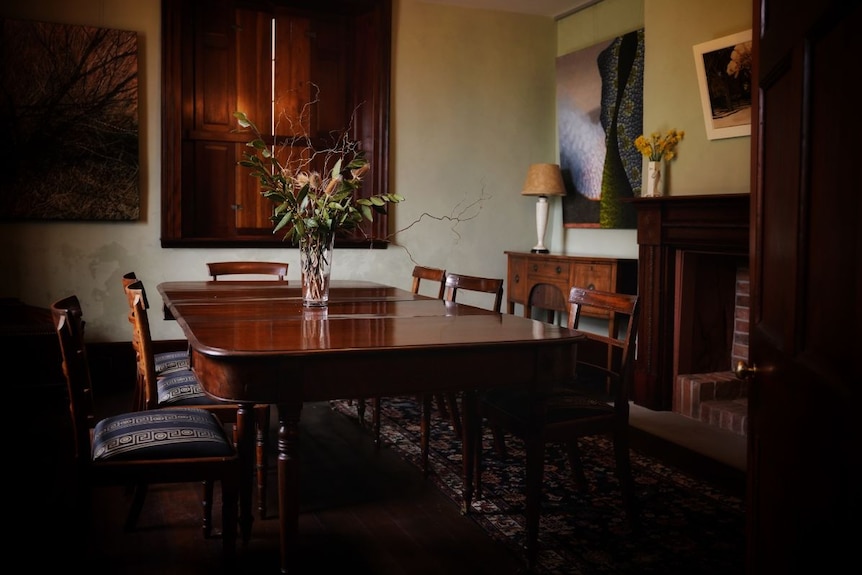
[521,163,566,254]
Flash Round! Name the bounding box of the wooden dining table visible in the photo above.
[157,279,583,573]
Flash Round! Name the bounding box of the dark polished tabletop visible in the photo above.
[157,279,583,573]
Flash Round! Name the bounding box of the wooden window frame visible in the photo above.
[160,0,392,248]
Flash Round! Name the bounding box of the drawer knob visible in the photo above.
[514,274,520,284]
[588,283,596,290]
[532,264,538,272]
[555,266,562,274]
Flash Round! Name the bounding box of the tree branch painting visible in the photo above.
[0,18,140,220]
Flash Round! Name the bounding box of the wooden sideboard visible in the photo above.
[505,252,637,322]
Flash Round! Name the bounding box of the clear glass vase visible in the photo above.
[300,232,335,307]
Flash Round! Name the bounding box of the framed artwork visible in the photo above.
[693,30,752,141]
[557,29,643,229]
[0,18,140,220]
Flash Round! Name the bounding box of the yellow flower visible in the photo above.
[634,129,685,162]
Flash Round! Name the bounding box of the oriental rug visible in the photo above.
[330,396,745,575]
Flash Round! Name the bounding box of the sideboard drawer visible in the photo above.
[571,262,613,293]
[527,259,570,283]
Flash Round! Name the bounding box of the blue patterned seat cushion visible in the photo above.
[154,350,190,375]
[92,408,234,461]
[157,369,220,406]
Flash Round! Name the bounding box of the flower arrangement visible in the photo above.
[233,111,403,245]
[234,109,404,306]
[634,129,685,162]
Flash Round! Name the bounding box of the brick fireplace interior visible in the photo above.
[672,254,749,435]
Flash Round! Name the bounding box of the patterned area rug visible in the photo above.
[330,396,745,575]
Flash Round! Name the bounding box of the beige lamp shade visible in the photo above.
[521,163,566,197]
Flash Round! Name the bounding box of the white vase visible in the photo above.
[300,232,335,307]
[646,160,664,197]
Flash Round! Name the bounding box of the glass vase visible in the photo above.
[300,232,335,307]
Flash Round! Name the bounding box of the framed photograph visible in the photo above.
[693,30,752,140]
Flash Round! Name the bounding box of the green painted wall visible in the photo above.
[0,0,751,341]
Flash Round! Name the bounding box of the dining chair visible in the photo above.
[51,294,239,559]
[205,261,289,517]
[123,278,267,524]
[360,266,447,448]
[418,271,504,476]
[476,286,641,570]
[206,260,288,280]
[122,272,190,411]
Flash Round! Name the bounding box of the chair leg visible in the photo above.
[371,397,382,448]
[445,392,462,435]
[613,430,639,529]
[433,392,450,420]
[356,397,367,425]
[420,393,433,477]
[473,406,484,501]
[221,473,239,562]
[491,426,508,457]
[202,479,215,538]
[255,404,270,519]
[524,433,546,572]
[124,483,149,532]
[565,440,589,490]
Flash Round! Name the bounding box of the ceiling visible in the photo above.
[419,0,601,20]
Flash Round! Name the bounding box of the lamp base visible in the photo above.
[531,248,550,254]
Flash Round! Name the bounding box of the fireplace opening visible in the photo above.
[673,252,749,435]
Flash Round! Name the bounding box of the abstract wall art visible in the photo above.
[556,29,644,229]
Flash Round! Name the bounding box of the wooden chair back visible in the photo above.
[51,295,96,462]
[566,287,640,405]
[444,272,504,312]
[411,265,446,298]
[126,281,162,410]
[207,261,288,280]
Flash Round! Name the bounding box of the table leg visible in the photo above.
[276,401,303,574]
[235,402,255,544]
[460,389,477,514]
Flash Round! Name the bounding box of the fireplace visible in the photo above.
[628,194,750,411]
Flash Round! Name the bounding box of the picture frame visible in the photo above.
[693,30,752,140]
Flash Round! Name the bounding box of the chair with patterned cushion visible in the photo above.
[122,272,190,411]
[124,279,267,526]
[51,294,239,560]
[476,287,641,570]
[418,271,503,476]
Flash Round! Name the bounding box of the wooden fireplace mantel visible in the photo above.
[628,194,750,410]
